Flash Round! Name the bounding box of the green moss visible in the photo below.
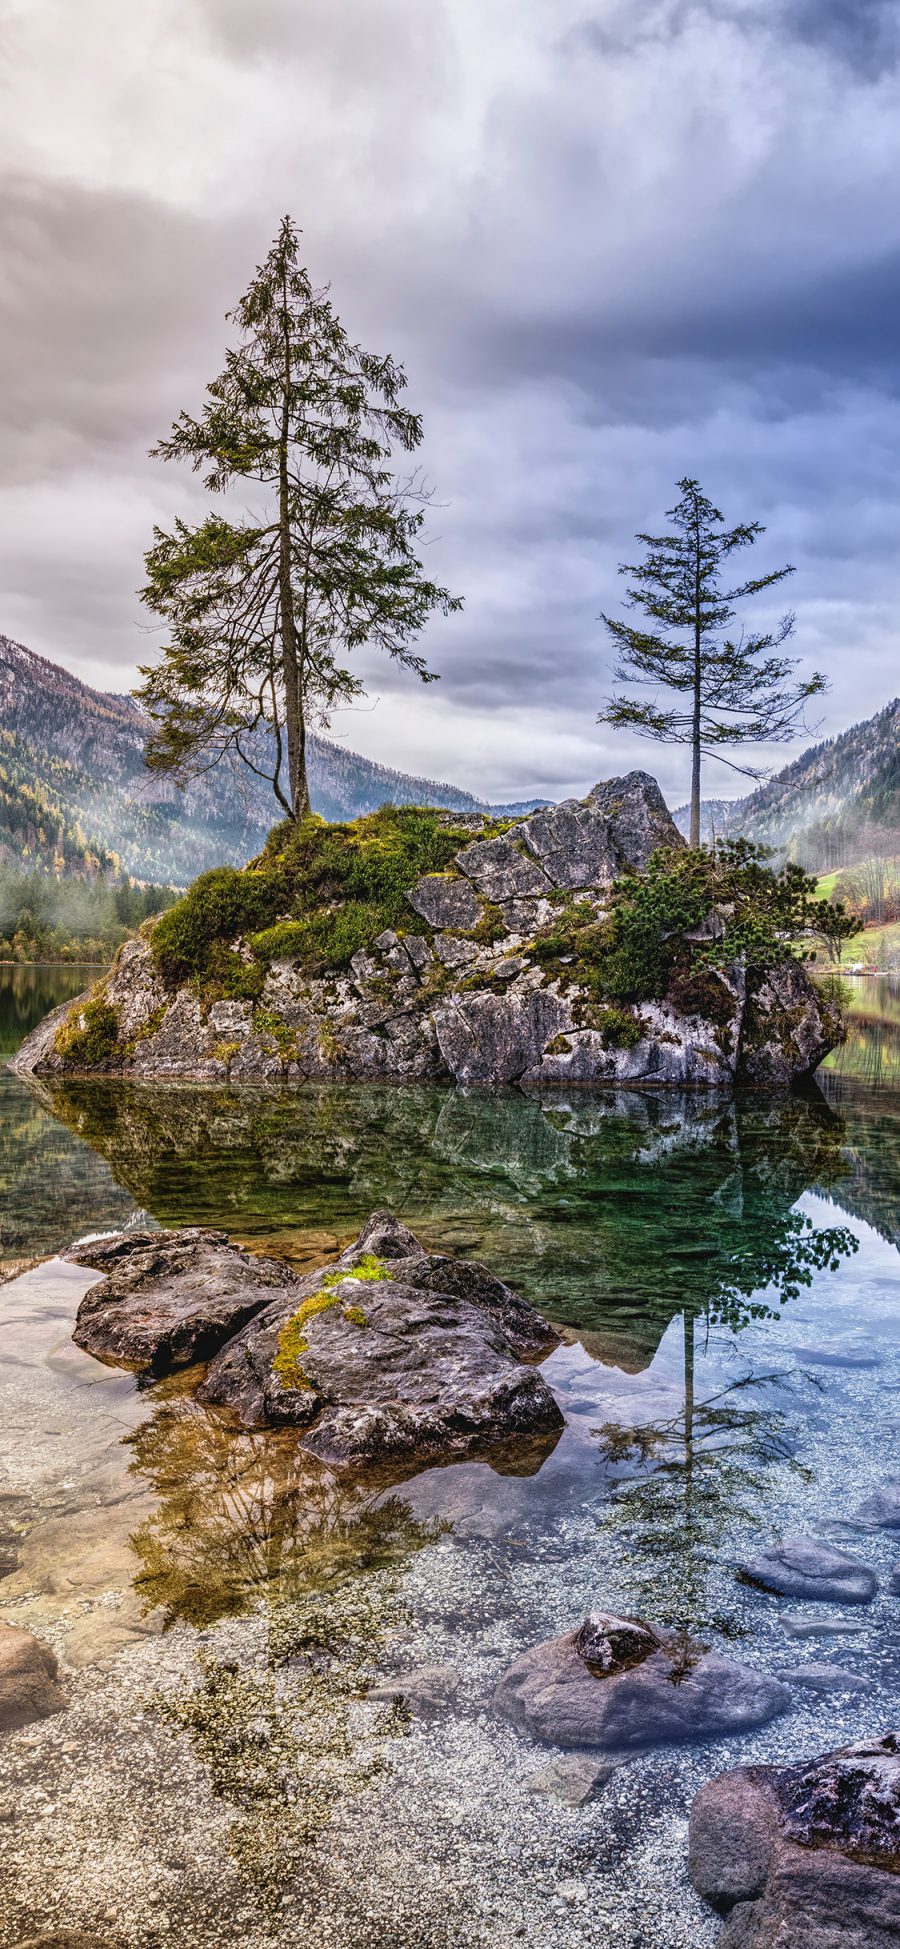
[272,1258,388,1389]
[583,1003,643,1049]
[460,901,507,947]
[212,1040,241,1064]
[131,1003,167,1045]
[253,1007,299,1058]
[54,991,121,1067]
[150,805,497,1000]
[544,1032,573,1055]
[318,1023,346,1066]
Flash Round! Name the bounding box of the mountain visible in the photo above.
[0,634,547,885]
[673,699,900,867]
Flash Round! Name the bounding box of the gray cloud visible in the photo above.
[0,0,898,804]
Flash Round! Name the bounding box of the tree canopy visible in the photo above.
[137,216,461,819]
[598,478,827,845]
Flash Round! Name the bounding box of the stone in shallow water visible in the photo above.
[891,1564,900,1596]
[524,1752,618,1807]
[366,1665,460,1716]
[66,1227,296,1372]
[198,1211,563,1467]
[0,1621,65,1733]
[494,1615,790,1751]
[689,1735,900,1948]
[793,1344,881,1369]
[854,1477,900,1528]
[775,1663,875,1694]
[782,1614,867,1639]
[740,1534,877,1604]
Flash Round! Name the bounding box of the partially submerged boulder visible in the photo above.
[0,1621,65,1732]
[855,1478,900,1529]
[66,1228,297,1371]
[494,1611,790,1751]
[67,1213,563,1469]
[739,1535,878,1606]
[198,1212,563,1466]
[11,770,843,1092]
[689,1734,900,1947]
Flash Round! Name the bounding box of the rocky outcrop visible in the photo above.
[0,1621,65,1732]
[494,1610,790,1751]
[67,1213,563,1468]
[739,1535,878,1605]
[689,1735,900,1947]
[11,771,842,1092]
[66,1228,297,1371]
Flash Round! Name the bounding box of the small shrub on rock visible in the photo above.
[54,993,121,1067]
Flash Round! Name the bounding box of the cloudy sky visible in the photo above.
[2,0,899,806]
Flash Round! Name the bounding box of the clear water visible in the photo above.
[1,967,899,1948]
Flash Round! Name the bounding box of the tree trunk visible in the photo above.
[690,527,702,847]
[277,261,310,820]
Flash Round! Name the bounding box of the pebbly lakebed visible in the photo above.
[0,965,899,1949]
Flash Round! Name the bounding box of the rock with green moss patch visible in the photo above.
[198,1210,562,1464]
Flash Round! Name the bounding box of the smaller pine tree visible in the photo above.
[598,479,827,846]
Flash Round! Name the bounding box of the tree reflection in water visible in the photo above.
[128,1404,447,1915]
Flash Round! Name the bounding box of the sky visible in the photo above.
[2,0,899,808]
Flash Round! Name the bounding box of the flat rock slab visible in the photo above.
[794,1345,881,1369]
[494,1614,790,1752]
[366,1665,460,1717]
[689,1735,900,1948]
[740,1535,877,1604]
[66,1227,298,1372]
[854,1478,900,1528]
[524,1752,619,1807]
[783,1613,867,1639]
[776,1663,875,1694]
[198,1211,563,1468]
[0,1621,65,1733]
[406,873,482,931]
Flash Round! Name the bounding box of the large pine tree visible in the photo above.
[598,479,826,846]
[137,217,461,819]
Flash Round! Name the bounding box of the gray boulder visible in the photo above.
[0,1622,65,1733]
[66,1228,296,1372]
[689,1735,900,1948]
[737,961,844,1087]
[520,801,619,889]
[455,833,553,901]
[739,1535,878,1605]
[494,1611,790,1751]
[854,1479,900,1528]
[587,770,684,869]
[776,1663,875,1694]
[406,873,483,931]
[433,983,569,1085]
[197,1212,563,1466]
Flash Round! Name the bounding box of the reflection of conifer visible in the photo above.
[129,1405,446,1914]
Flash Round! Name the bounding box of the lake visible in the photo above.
[1,965,899,1948]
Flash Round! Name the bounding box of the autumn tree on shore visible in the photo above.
[137,217,461,819]
[598,479,826,846]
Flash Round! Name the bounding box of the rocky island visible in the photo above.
[11,772,843,1090]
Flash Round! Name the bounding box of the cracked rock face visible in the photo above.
[494,1615,790,1751]
[65,1228,297,1372]
[689,1735,900,1948]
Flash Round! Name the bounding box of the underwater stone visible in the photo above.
[739,1535,878,1604]
[854,1478,900,1528]
[0,1621,65,1733]
[494,1618,790,1751]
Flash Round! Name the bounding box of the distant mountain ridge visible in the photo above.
[0,634,547,884]
[673,698,900,867]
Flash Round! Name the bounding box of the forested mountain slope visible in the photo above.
[674,699,900,867]
[0,635,545,884]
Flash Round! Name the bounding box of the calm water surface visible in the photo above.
[1,966,899,1948]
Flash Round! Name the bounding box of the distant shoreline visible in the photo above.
[0,958,107,969]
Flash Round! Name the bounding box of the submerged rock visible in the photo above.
[0,1621,65,1732]
[198,1212,563,1466]
[739,1535,878,1605]
[494,1612,790,1751]
[66,1228,297,1372]
[689,1734,900,1947]
[854,1478,900,1528]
